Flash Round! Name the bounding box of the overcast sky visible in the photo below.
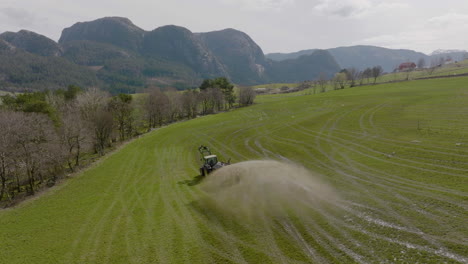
[0,0,467,54]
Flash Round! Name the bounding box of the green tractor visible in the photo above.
[198,145,231,176]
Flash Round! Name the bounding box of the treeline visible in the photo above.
[0,77,255,205]
[310,66,384,93]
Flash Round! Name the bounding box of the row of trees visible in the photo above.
[312,66,384,93]
[0,78,256,204]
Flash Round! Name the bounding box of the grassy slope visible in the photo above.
[1,77,468,263]
[379,60,468,83]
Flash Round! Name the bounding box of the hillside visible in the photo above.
[197,28,269,84]
[142,25,227,78]
[0,40,98,91]
[266,50,340,82]
[266,49,317,61]
[0,76,466,263]
[328,45,427,72]
[0,30,63,57]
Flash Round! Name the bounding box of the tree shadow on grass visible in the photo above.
[178,174,204,186]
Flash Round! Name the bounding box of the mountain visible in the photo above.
[328,46,428,72]
[59,17,145,52]
[197,28,269,84]
[266,49,317,62]
[0,30,62,57]
[267,50,340,82]
[142,25,227,78]
[267,46,428,72]
[0,17,350,92]
[267,46,468,73]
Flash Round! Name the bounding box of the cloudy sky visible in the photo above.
[0,0,467,54]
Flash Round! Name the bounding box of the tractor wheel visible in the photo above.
[200,168,205,176]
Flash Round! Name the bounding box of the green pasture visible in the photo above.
[1,77,467,263]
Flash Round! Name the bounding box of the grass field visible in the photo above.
[1,77,467,263]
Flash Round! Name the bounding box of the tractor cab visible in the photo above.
[198,145,231,176]
[204,155,218,167]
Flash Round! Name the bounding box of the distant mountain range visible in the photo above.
[0,17,339,93]
[266,46,468,72]
[0,16,466,93]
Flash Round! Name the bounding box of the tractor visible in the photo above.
[198,145,230,176]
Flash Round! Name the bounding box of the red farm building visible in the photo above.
[398,62,416,71]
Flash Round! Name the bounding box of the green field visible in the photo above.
[1,77,468,263]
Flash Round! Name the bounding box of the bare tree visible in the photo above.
[238,86,256,106]
[165,88,183,122]
[92,109,114,155]
[343,68,358,87]
[145,87,169,128]
[6,112,60,194]
[371,66,384,84]
[311,81,318,94]
[0,111,17,200]
[317,72,328,92]
[109,94,134,141]
[362,68,373,84]
[357,70,366,85]
[76,88,113,155]
[58,103,91,171]
[181,89,199,119]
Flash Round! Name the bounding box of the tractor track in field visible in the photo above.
[248,102,467,262]
[263,134,411,262]
[317,199,465,263]
[293,113,468,174]
[278,111,467,206]
[324,103,466,252]
[65,150,135,263]
[268,131,466,221]
[335,128,468,157]
[330,128,468,166]
[290,123,468,177]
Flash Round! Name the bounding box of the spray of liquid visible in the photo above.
[197,160,338,222]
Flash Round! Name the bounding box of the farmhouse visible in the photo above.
[398,62,416,71]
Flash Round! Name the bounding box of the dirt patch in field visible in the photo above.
[197,160,338,222]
